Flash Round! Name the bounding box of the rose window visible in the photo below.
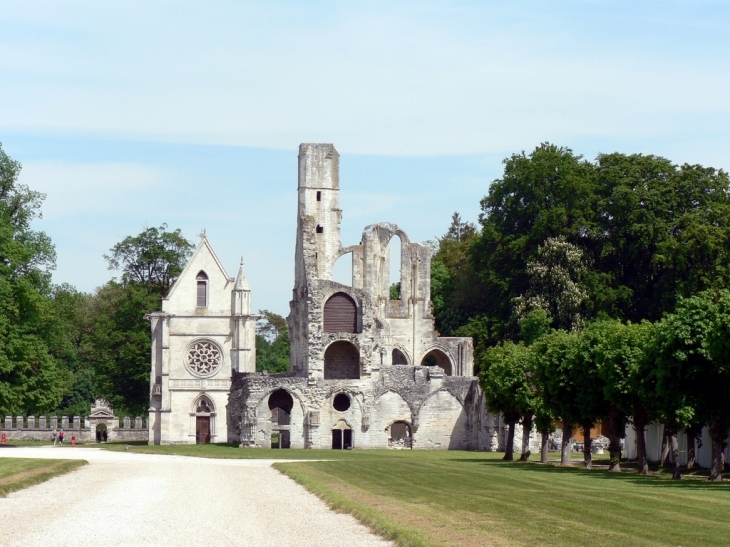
[186,341,222,377]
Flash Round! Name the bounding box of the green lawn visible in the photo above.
[102,444,730,547]
[0,456,86,497]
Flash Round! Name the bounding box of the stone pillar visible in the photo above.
[50,416,58,429]
[123,417,131,429]
[135,416,143,429]
[73,416,80,429]
[5,416,12,429]
[16,416,24,429]
[61,416,69,429]
[28,416,35,429]
[40,416,47,429]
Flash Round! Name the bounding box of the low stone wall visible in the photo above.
[1,415,148,443]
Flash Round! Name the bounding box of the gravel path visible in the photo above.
[0,446,393,547]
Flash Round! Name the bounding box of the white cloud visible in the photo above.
[0,2,728,157]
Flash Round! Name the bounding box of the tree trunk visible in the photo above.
[520,412,534,461]
[582,420,593,469]
[540,431,549,464]
[659,425,670,466]
[504,421,516,461]
[606,406,623,472]
[686,430,696,470]
[634,408,649,475]
[708,418,727,482]
[561,422,573,466]
[668,429,681,480]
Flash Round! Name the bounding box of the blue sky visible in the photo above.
[1,1,728,315]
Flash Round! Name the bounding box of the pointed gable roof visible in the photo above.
[164,232,232,302]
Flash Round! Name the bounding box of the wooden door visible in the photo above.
[196,416,211,444]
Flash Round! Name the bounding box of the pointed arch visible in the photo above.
[196,270,209,307]
[420,347,453,376]
[324,292,359,333]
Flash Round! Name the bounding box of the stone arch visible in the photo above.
[323,292,358,333]
[414,389,469,449]
[324,340,360,379]
[332,251,353,287]
[372,389,414,447]
[392,347,409,365]
[420,347,453,376]
[388,233,403,300]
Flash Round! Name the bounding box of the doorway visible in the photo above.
[196,416,211,444]
[331,420,353,449]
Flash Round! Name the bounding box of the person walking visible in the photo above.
[52,429,57,445]
[58,429,65,444]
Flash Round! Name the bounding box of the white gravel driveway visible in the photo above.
[0,446,393,547]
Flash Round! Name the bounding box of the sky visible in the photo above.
[1,1,728,316]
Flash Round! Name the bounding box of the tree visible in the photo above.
[593,154,730,322]
[480,342,535,461]
[654,290,730,481]
[104,224,194,295]
[589,320,657,473]
[256,310,290,373]
[82,282,159,416]
[471,144,597,341]
[513,237,588,332]
[0,142,70,415]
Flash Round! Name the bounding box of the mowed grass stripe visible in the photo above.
[0,457,87,497]
[276,452,730,547]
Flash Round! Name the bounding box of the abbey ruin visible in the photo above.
[148,143,509,450]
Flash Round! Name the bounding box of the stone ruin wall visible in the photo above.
[228,365,508,450]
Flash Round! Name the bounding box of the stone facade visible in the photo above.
[225,143,505,450]
[147,236,256,444]
[148,142,511,450]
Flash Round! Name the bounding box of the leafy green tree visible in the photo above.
[82,282,158,416]
[480,341,535,460]
[593,154,730,321]
[0,142,70,415]
[513,237,588,332]
[472,144,597,341]
[654,290,730,481]
[256,310,290,373]
[104,224,194,295]
[583,320,655,472]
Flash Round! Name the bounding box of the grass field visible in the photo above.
[100,443,730,547]
[0,457,86,497]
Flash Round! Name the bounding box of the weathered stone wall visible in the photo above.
[228,365,503,450]
[1,415,148,443]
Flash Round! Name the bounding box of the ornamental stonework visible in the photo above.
[185,340,223,377]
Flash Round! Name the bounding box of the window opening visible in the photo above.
[333,393,351,412]
[389,421,412,449]
[392,348,408,365]
[332,252,353,287]
[324,341,360,379]
[196,271,208,307]
[388,235,402,300]
[420,349,452,376]
[316,225,324,234]
[316,191,322,201]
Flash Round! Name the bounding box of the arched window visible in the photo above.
[196,271,208,307]
[421,349,453,376]
[324,341,360,379]
[392,348,409,365]
[323,292,358,333]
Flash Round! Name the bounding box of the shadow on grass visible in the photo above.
[449,458,729,489]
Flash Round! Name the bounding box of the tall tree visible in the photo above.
[256,310,290,373]
[0,142,70,415]
[654,290,730,481]
[104,224,194,295]
[480,341,535,461]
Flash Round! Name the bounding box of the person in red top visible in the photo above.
[58,429,65,444]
